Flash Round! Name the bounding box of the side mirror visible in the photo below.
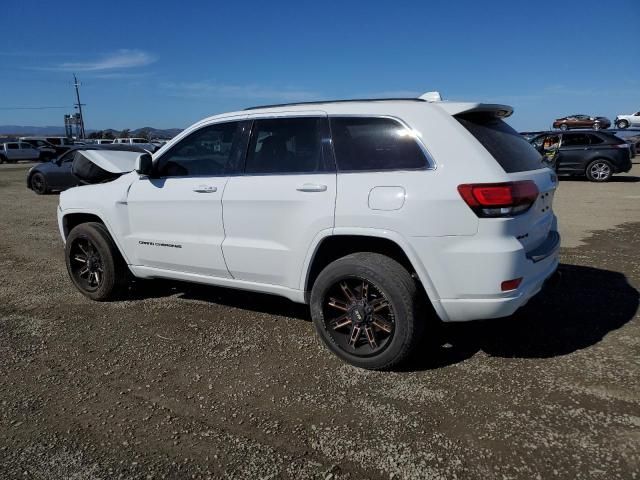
[135,153,153,176]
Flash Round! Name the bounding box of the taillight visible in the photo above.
[457,181,539,218]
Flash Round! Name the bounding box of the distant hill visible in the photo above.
[0,125,183,139]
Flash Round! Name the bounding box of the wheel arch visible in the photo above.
[301,229,448,321]
[61,211,132,265]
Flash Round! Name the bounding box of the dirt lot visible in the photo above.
[1,162,639,479]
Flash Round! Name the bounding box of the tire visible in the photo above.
[30,172,48,195]
[616,120,629,129]
[559,124,568,131]
[310,252,423,370]
[585,159,613,182]
[0,155,5,164]
[593,122,601,130]
[65,222,129,301]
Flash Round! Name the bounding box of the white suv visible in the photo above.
[615,111,640,129]
[57,95,560,370]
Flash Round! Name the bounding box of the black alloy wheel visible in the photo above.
[30,172,48,194]
[310,252,423,370]
[68,236,105,293]
[65,222,128,301]
[322,277,395,356]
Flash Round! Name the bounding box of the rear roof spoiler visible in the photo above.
[435,102,514,118]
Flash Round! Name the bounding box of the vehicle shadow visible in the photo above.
[559,176,640,183]
[129,278,310,321]
[407,263,639,370]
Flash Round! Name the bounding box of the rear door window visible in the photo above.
[7,143,19,150]
[562,133,590,146]
[244,117,332,174]
[330,117,429,171]
[456,113,543,173]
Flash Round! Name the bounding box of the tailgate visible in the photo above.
[506,168,557,252]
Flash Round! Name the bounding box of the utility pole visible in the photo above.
[73,73,86,139]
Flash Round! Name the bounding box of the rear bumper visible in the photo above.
[412,229,561,322]
[438,251,559,321]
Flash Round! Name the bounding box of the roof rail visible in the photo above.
[244,97,427,111]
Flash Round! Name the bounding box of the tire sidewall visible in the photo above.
[617,120,629,129]
[310,256,416,370]
[65,223,119,301]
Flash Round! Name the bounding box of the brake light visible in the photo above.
[457,181,539,217]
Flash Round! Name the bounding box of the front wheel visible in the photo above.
[559,124,569,131]
[65,222,129,301]
[593,122,601,130]
[586,159,613,182]
[310,253,423,370]
[616,120,629,129]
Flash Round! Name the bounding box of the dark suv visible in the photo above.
[529,131,632,182]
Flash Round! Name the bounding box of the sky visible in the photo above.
[1,0,638,132]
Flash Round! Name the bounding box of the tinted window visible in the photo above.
[562,134,590,146]
[157,121,245,177]
[7,143,19,150]
[456,114,543,173]
[245,117,330,174]
[132,139,146,143]
[46,138,61,145]
[587,134,603,145]
[330,117,428,171]
[19,143,33,149]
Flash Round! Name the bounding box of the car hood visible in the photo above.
[78,149,141,173]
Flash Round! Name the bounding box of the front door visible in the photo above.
[125,119,249,277]
[222,114,336,289]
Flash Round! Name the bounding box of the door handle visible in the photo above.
[193,185,217,193]
[296,183,327,192]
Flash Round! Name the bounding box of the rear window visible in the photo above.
[330,117,428,171]
[456,114,544,173]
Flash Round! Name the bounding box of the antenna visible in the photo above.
[73,74,86,139]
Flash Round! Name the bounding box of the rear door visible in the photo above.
[558,133,591,172]
[125,119,249,277]
[221,114,336,288]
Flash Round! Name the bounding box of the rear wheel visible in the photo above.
[310,253,423,370]
[30,172,48,194]
[586,159,613,182]
[0,155,5,164]
[616,120,629,129]
[65,222,129,301]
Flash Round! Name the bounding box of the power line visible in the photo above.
[0,106,70,110]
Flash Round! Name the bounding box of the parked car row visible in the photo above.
[551,110,640,131]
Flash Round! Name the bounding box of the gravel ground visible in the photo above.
[1,162,639,479]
